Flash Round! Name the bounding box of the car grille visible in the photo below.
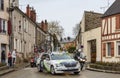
[61,62,77,67]
[58,69,78,72]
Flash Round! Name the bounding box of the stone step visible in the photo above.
[0,66,9,70]
[0,68,15,76]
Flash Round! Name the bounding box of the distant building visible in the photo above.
[101,0,120,62]
[60,37,76,51]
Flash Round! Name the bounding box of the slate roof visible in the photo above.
[102,0,120,18]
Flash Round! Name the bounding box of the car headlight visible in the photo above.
[56,63,64,67]
[76,61,80,66]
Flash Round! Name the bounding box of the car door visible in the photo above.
[43,54,51,72]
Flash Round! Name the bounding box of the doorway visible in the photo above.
[1,44,6,63]
[89,40,96,63]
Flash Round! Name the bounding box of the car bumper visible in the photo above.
[54,67,80,73]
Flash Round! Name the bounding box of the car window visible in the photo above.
[51,53,72,60]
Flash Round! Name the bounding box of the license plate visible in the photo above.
[67,67,74,69]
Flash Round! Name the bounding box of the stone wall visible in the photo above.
[85,11,102,31]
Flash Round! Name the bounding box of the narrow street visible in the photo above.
[1,67,120,78]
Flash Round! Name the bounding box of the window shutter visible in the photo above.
[8,20,12,35]
[116,15,120,29]
[111,42,114,57]
[103,43,106,57]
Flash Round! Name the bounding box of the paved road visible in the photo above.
[1,67,120,78]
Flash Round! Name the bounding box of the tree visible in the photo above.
[73,23,80,36]
[67,46,76,53]
[48,21,64,37]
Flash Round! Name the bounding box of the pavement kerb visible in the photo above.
[0,63,29,76]
[0,68,15,76]
[86,67,120,74]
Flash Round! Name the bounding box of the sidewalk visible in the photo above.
[86,66,120,74]
[0,63,29,76]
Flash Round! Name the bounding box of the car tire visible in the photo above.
[50,66,56,75]
[74,71,80,75]
[37,64,42,72]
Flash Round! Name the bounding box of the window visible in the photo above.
[0,18,7,33]
[18,20,21,32]
[2,20,5,32]
[118,46,120,55]
[107,43,111,56]
[24,19,26,32]
[117,41,120,56]
[0,0,4,10]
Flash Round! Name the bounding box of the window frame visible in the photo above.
[0,18,7,34]
[116,41,120,56]
[107,42,111,56]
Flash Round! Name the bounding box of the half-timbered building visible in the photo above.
[102,0,120,62]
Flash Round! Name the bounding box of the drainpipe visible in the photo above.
[8,0,14,52]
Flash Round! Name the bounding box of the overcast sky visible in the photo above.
[19,0,115,38]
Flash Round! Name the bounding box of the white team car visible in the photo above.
[36,52,80,75]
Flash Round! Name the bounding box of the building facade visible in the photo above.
[101,0,120,62]
[11,7,36,59]
[0,0,48,63]
[78,11,102,62]
[36,20,47,52]
[0,0,9,63]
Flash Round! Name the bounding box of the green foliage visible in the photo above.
[90,62,120,71]
[67,46,76,53]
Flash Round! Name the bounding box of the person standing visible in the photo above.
[8,51,12,67]
[12,49,17,66]
[1,50,6,63]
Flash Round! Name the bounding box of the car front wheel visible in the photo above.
[37,64,42,72]
[50,66,56,75]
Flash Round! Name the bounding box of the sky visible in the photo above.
[19,0,115,38]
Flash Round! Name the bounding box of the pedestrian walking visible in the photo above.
[8,51,12,67]
[12,49,17,66]
[1,50,6,63]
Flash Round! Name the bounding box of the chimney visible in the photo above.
[26,5,36,22]
[40,20,48,32]
[26,5,30,17]
[41,21,44,31]
[30,8,33,20]
[33,10,36,22]
[44,20,48,32]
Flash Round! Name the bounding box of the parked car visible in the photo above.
[36,52,80,75]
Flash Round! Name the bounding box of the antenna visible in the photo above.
[100,7,106,13]
[107,0,110,7]
[100,0,110,13]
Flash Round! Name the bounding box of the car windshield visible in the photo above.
[51,53,72,60]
